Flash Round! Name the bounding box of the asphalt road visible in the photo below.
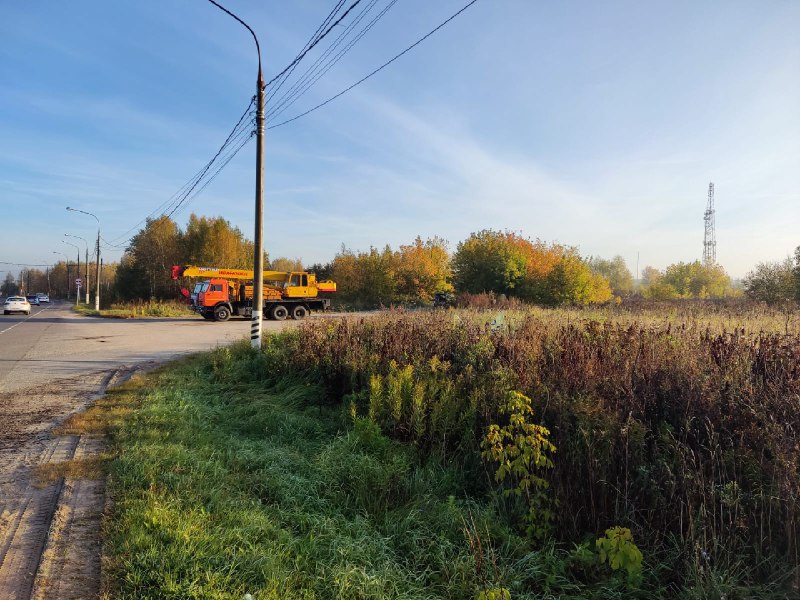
[0,300,298,393]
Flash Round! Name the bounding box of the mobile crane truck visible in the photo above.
[172,265,336,322]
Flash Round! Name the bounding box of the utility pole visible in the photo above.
[63,239,80,305]
[95,231,100,309]
[253,66,265,349]
[66,233,90,303]
[66,207,101,310]
[207,0,265,349]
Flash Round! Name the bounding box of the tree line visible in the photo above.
[4,215,798,310]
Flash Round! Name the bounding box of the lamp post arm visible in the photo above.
[207,0,262,75]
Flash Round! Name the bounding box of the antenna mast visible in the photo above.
[703,182,716,265]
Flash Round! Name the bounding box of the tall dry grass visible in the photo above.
[265,304,799,584]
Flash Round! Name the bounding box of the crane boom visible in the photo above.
[172,265,290,282]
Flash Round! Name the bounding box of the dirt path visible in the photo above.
[0,367,137,599]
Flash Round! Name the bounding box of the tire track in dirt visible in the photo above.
[0,368,131,599]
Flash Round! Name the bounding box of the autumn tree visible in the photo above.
[643,280,679,300]
[661,261,731,298]
[182,214,254,268]
[48,262,73,299]
[640,266,662,286]
[587,255,634,297]
[111,213,266,301]
[636,266,675,299]
[394,236,452,303]
[744,257,796,306]
[116,216,180,299]
[98,260,119,305]
[331,245,397,308]
[114,253,149,300]
[543,252,613,306]
[453,230,611,305]
[329,246,358,303]
[452,230,528,296]
[270,257,304,272]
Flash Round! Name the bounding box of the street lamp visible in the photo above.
[52,251,71,300]
[62,240,81,306]
[207,0,265,350]
[65,233,90,303]
[66,207,101,310]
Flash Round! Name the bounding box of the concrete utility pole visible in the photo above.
[63,240,80,305]
[66,207,101,310]
[253,67,265,349]
[66,233,90,303]
[207,0,265,349]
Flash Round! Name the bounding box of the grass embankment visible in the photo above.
[98,305,799,598]
[100,352,533,599]
[74,300,195,319]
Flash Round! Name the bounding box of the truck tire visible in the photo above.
[291,305,308,320]
[214,304,231,322]
[271,304,288,321]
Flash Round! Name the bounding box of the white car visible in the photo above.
[36,293,50,303]
[4,296,31,315]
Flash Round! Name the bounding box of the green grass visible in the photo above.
[74,300,195,319]
[100,345,679,600]
[97,299,800,598]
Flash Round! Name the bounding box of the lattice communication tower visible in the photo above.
[703,182,716,265]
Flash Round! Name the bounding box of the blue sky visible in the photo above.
[1,0,798,279]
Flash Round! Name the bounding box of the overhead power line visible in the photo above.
[264,0,364,88]
[108,0,480,249]
[107,2,359,247]
[166,129,255,219]
[0,261,54,268]
[106,97,256,247]
[268,0,481,130]
[266,0,398,121]
[265,0,348,106]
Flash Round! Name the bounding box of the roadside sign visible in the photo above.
[75,278,82,287]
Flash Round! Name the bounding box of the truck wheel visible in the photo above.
[291,305,308,320]
[271,305,288,321]
[214,305,231,322]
